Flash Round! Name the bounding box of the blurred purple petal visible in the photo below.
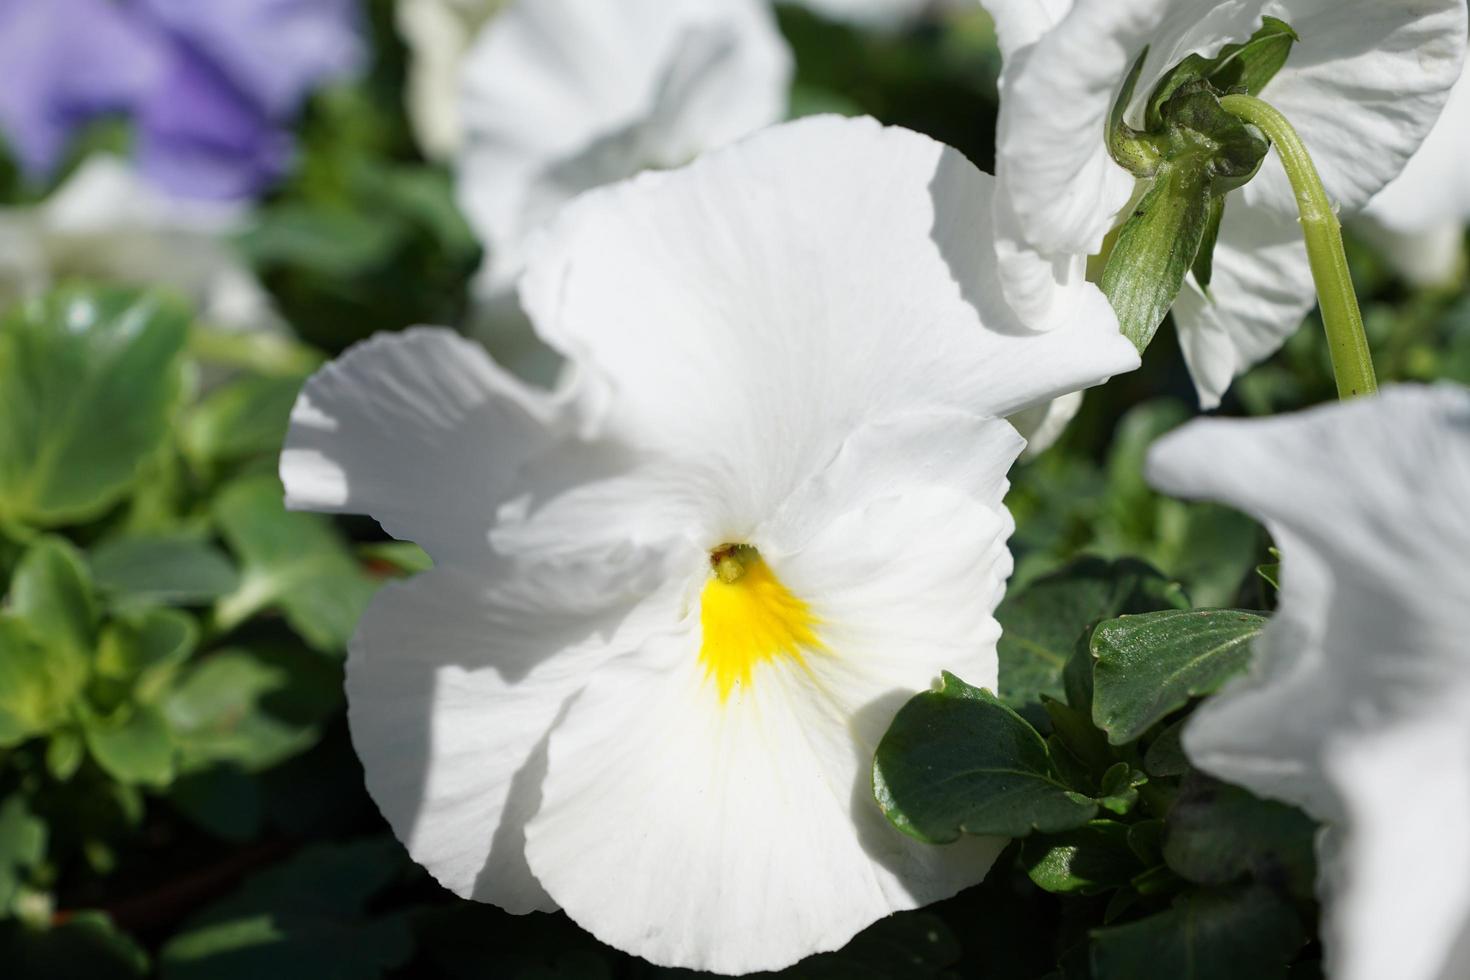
[136,0,366,118]
[134,45,292,201]
[0,0,165,178]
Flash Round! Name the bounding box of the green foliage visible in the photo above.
[90,534,240,607]
[0,289,187,526]
[1091,610,1264,745]
[874,674,1098,842]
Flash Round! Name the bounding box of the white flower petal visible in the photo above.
[396,0,507,160]
[456,0,790,297]
[280,327,566,566]
[1146,384,1470,980]
[981,0,1074,62]
[526,411,1015,973]
[521,114,1138,526]
[348,555,680,912]
[1355,59,1470,288]
[1172,204,1316,410]
[1010,390,1084,460]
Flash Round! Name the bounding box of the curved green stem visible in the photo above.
[1220,93,1378,400]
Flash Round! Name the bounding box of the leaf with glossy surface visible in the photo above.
[1090,887,1305,980]
[91,534,240,607]
[874,673,1097,843]
[1092,610,1264,745]
[998,558,1185,711]
[1022,821,1139,896]
[0,289,188,526]
[213,475,377,651]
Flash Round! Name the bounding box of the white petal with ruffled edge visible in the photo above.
[456,0,790,299]
[1146,384,1470,980]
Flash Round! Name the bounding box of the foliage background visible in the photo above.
[2,2,1467,977]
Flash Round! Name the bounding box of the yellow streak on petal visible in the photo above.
[698,553,823,701]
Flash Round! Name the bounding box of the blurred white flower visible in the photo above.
[0,155,279,333]
[455,0,792,304]
[788,0,958,30]
[282,116,1137,973]
[396,0,507,161]
[1147,384,1470,980]
[1356,61,1470,290]
[981,0,1467,408]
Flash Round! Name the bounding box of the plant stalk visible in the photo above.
[1219,93,1378,400]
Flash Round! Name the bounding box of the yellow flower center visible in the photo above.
[698,545,823,700]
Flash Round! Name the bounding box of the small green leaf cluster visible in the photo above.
[0,287,380,973]
[874,559,1320,979]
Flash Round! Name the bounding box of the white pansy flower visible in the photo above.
[0,155,279,334]
[282,116,1137,973]
[1356,60,1470,289]
[396,0,508,160]
[456,0,791,304]
[982,0,1467,408]
[1146,384,1470,980]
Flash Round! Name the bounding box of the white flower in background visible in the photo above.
[0,155,279,334]
[1146,385,1470,980]
[282,116,1137,973]
[396,0,508,160]
[1356,61,1470,290]
[981,0,1467,408]
[455,0,791,305]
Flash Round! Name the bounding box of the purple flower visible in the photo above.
[0,0,164,178]
[0,0,365,200]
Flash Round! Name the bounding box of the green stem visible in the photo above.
[1219,93,1377,400]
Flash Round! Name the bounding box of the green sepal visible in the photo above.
[1192,194,1226,293]
[873,673,1098,843]
[1100,162,1215,352]
[1144,17,1300,131]
[1108,48,1162,178]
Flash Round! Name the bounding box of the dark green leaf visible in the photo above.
[91,534,240,606]
[213,475,377,651]
[998,558,1185,711]
[170,766,265,843]
[1022,820,1139,895]
[1192,195,1225,292]
[0,795,46,914]
[0,911,149,977]
[166,647,341,773]
[1144,718,1190,778]
[874,673,1097,843]
[1092,609,1264,745]
[1163,773,1318,901]
[1101,161,1215,352]
[0,288,188,526]
[763,911,960,979]
[1097,763,1146,816]
[159,838,413,980]
[1090,887,1306,980]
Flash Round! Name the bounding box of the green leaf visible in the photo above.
[1092,609,1264,745]
[1203,17,1299,97]
[874,673,1098,843]
[1143,718,1190,778]
[91,534,240,607]
[1100,160,1216,352]
[94,607,198,703]
[11,535,97,661]
[998,558,1185,712]
[359,541,433,576]
[1163,774,1318,901]
[182,375,305,469]
[46,728,86,781]
[166,647,341,773]
[169,765,265,843]
[0,288,188,526]
[1022,820,1139,896]
[0,911,149,978]
[1090,887,1306,980]
[0,615,82,745]
[0,795,46,914]
[213,475,377,651]
[82,702,176,787]
[1097,763,1147,816]
[159,838,413,980]
[773,911,961,978]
